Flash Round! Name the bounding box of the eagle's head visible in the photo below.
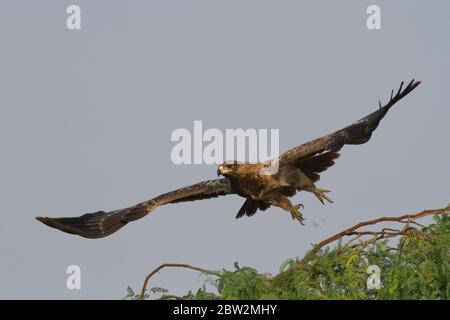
[217,161,242,178]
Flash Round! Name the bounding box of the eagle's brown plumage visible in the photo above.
[36,80,421,238]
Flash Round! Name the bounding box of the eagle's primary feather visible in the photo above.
[36,80,421,238]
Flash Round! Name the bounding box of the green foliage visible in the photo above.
[132,215,450,300]
[122,286,149,300]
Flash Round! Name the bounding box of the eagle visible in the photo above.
[36,80,421,238]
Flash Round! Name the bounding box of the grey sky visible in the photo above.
[1,1,449,299]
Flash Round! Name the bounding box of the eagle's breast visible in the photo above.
[230,170,278,199]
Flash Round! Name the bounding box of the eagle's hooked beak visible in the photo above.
[217,165,224,177]
[217,164,234,176]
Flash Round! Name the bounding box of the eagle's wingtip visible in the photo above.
[35,216,54,227]
[410,79,421,89]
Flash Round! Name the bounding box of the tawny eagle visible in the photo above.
[36,80,421,238]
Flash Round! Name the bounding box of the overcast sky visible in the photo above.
[1,0,449,299]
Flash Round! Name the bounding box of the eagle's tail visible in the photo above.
[341,79,421,145]
[36,204,151,239]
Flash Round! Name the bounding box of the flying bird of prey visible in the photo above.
[36,80,421,238]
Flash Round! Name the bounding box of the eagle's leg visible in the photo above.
[304,185,333,205]
[289,168,333,205]
[269,197,305,225]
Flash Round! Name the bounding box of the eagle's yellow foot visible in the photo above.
[291,204,305,225]
[314,188,333,205]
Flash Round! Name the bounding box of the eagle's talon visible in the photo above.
[290,205,305,225]
[314,188,333,205]
[294,203,304,209]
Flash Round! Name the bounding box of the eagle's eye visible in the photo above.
[228,162,239,169]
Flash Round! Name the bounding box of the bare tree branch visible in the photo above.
[298,206,449,267]
[140,263,221,299]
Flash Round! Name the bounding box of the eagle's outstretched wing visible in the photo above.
[36,178,235,238]
[278,80,421,171]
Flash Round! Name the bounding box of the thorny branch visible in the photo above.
[139,205,450,299]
